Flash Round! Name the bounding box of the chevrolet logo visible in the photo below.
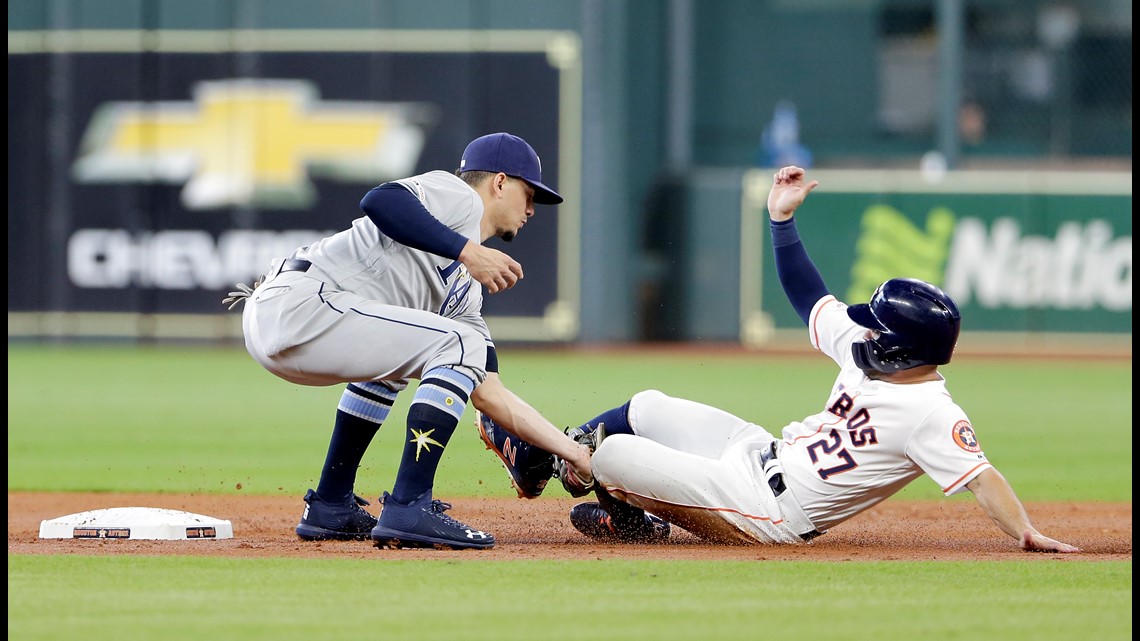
[72,79,436,209]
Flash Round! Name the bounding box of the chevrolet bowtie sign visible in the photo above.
[71,79,435,209]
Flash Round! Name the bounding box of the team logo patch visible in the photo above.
[951,420,981,453]
[410,428,444,461]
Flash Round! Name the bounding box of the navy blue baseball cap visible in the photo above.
[459,132,563,205]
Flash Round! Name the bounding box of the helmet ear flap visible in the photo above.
[876,338,910,362]
[851,340,879,372]
[852,334,917,372]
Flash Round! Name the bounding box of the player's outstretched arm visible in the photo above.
[766,165,819,222]
[766,166,829,324]
[966,468,1080,553]
[471,373,593,482]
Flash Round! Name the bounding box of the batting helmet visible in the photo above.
[846,278,961,373]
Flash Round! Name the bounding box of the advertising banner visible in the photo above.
[740,170,1132,343]
[8,30,582,341]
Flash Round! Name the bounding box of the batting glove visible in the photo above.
[222,277,264,310]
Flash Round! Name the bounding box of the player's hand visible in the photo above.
[767,165,819,222]
[1019,529,1080,553]
[459,241,523,294]
[556,453,596,498]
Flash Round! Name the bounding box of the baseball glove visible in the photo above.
[556,423,606,497]
[555,456,595,498]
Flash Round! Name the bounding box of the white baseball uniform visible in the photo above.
[591,294,993,544]
[242,170,492,388]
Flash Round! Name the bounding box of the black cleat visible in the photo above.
[569,501,671,543]
[476,410,555,499]
[370,492,495,550]
[295,489,377,541]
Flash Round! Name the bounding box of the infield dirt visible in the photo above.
[8,492,1131,562]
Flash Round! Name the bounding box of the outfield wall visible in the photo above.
[7,3,1132,350]
[11,163,1131,356]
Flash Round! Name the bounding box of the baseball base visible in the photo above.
[38,507,233,540]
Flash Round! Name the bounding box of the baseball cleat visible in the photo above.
[569,501,671,543]
[295,488,378,541]
[370,491,495,550]
[475,410,555,499]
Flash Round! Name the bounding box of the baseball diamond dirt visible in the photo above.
[7,492,1131,561]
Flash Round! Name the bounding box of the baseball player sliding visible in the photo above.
[480,166,1079,552]
[225,133,594,550]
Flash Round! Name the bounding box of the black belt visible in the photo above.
[759,442,786,495]
[278,258,312,274]
[760,442,824,542]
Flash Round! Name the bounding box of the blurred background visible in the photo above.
[7,0,1132,353]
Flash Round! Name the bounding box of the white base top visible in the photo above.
[39,507,234,540]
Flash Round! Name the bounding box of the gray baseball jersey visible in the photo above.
[241,170,493,387]
[591,294,992,544]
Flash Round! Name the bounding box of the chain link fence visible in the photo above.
[877,1,1130,165]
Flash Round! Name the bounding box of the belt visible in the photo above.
[759,442,786,495]
[760,442,824,542]
[278,258,312,275]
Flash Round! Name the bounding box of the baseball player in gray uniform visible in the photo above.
[226,132,594,550]
[480,166,1078,552]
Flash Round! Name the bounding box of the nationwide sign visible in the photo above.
[739,169,1132,339]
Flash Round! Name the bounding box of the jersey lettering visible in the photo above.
[849,426,878,446]
[807,429,858,480]
[435,260,461,285]
[828,393,855,418]
[825,393,879,449]
[439,277,472,317]
[845,407,870,429]
[845,407,878,445]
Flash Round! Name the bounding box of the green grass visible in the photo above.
[6,344,1132,501]
[7,556,1132,641]
[7,344,1133,641]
